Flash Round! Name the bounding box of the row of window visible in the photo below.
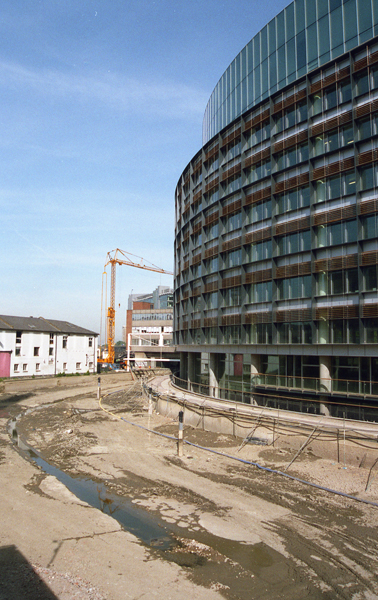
[177,319,377,346]
[14,336,93,349]
[181,162,375,232]
[13,362,89,373]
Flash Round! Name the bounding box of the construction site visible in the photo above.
[1,369,378,599]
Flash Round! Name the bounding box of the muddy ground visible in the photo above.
[1,373,378,599]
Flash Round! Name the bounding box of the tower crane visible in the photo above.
[98,248,173,365]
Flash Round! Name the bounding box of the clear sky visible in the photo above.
[0,0,289,342]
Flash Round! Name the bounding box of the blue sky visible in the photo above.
[0,0,289,341]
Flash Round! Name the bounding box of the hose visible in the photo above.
[99,391,378,509]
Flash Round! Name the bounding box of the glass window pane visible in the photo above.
[296,0,305,30]
[307,22,318,64]
[269,51,277,88]
[268,19,276,53]
[318,15,330,57]
[277,11,285,47]
[306,0,317,25]
[331,6,343,48]
[358,0,372,32]
[318,0,329,19]
[331,222,342,245]
[344,0,358,41]
[296,30,307,70]
[286,3,295,39]
[261,26,268,61]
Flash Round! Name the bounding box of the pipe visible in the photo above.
[99,391,378,509]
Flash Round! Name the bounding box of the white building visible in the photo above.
[0,315,98,378]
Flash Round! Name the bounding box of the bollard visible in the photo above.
[177,410,184,457]
[97,377,101,401]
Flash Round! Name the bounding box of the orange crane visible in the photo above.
[98,248,173,365]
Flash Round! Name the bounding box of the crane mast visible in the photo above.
[99,248,173,365]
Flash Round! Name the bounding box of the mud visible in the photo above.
[1,376,378,599]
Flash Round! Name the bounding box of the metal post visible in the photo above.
[127,333,131,372]
[97,377,101,400]
[178,410,184,457]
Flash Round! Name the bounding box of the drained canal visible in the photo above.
[5,403,340,600]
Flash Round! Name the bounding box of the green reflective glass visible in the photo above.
[268,19,276,53]
[318,14,330,56]
[306,0,317,25]
[286,3,295,39]
[331,6,343,47]
[277,11,285,47]
[269,52,277,87]
[286,37,296,75]
[358,0,372,32]
[297,30,306,69]
[307,22,318,63]
[296,0,305,29]
[317,0,328,18]
[261,26,268,61]
[344,0,358,41]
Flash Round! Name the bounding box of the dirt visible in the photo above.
[1,374,378,599]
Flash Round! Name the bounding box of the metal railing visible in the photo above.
[171,374,378,422]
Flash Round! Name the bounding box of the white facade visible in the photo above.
[0,316,98,377]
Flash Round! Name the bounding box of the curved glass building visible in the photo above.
[174,0,378,419]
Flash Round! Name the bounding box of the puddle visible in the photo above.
[6,415,307,599]
[8,419,173,550]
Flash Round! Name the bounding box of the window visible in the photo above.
[224,248,241,268]
[247,199,272,223]
[14,364,19,373]
[339,80,351,103]
[315,173,356,202]
[204,222,218,241]
[223,286,241,307]
[63,362,67,371]
[362,214,378,238]
[365,318,378,343]
[277,275,312,299]
[276,322,312,344]
[363,265,378,291]
[277,230,311,255]
[34,347,39,357]
[36,363,40,371]
[330,321,360,344]
[277,186,310,214]
[62,336,67,349]
[249,240,272,261]
[15,348,21,356]
[316,220,357,247]
[88,337,93,348]
[23,364,27,372]
[76,362,81,370]
[360,165,376,191]
[49,333,54,345]
[275,144,308,170]
[16,331,22,344]
[204,292,218,310]
[49,347,54,356]
[224,211,242,232]
[317,269,358,295]
[221,326,241,344]
[249,122,270,147]
[247,323,272,344]
[249,281,272,303]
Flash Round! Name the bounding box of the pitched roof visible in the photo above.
[0,315,98,336]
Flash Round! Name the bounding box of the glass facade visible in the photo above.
[203,0,378,143]
[175,1,378,417]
